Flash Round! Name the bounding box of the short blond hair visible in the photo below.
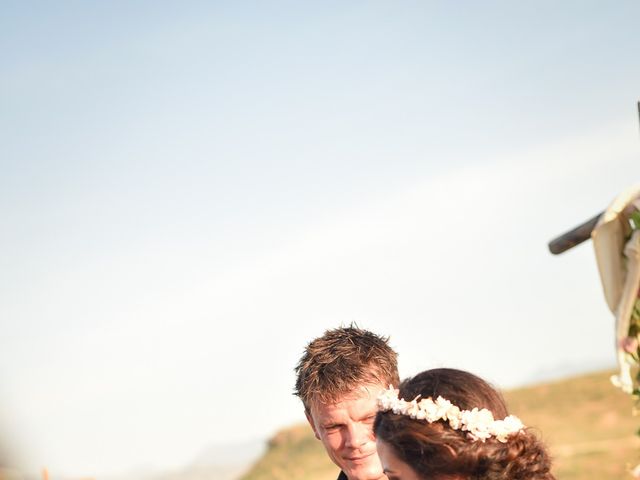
[294,325,399,410]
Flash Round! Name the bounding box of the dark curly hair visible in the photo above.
[374,368,555,480]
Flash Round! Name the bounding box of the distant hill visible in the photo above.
[97,439,265,480]
[141,439,265,480]
[240,370,640,480]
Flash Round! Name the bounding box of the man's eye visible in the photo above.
[364,415,376,423]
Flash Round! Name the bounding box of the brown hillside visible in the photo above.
[241,370,640,480]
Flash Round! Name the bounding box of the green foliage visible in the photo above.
[628,210,640,231]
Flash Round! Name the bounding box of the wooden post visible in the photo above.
[547,212,603,254]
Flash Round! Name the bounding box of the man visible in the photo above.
[294,325,399,480]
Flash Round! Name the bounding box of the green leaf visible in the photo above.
[629,210,640,230]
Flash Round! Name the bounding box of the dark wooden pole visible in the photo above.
[547,212,603,254]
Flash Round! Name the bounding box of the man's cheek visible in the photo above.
[325,433,344,451]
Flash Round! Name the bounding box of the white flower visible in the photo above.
[434,396,454,419]
[378,386,400,411]
[405,398,421,418]
[502,415,524,432]
[419,398,442,422]
[413,399,428,420]
[377,386,525,443]
[490,415,524,443]
[461,408,495,442]
[446,405,462,429]
[392,398,408,415]
[490,420,510,443]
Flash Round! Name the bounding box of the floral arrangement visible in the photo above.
[613,288,640,397]
[596,199,640,478]
[377,386,524,443]
[611,208,640,399]
[616,208,640,478]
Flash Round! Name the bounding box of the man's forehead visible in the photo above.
[310,383,386,410]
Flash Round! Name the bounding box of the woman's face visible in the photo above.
[376,439,421,480]
[376,439,465,480]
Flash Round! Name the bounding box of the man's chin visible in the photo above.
[343,458,385,480]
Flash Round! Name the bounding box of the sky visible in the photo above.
[1,1,640,477]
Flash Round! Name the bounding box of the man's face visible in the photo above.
[306,384,387,480]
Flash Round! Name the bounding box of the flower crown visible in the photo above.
[377,386,525,443]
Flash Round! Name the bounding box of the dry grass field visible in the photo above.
[240,370,640,480]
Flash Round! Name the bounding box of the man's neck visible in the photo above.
[338,472,387,480]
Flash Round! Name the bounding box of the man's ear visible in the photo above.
[305,410,321,440]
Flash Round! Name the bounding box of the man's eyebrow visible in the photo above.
[322,419,342,426]
[358,412,377,420]
[322,422,342,429]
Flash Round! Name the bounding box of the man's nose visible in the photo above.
[345,423,370,448]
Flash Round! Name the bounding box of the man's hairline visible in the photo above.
[304,380,390,413]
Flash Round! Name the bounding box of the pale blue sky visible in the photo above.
[1,1,640,477]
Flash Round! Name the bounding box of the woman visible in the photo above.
[374,368,555,480]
